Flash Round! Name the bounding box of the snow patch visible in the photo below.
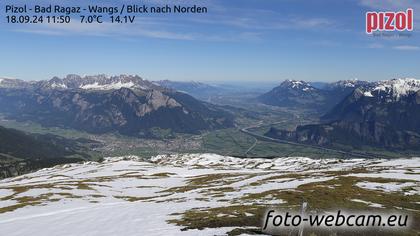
[0,154,418,236]
[371,78,420,100]
[363,91,373,97]
[351,199,383,208]
[50,82,67,89]
[355,181,417,193]
[80,81,135,90]
[151,154,370,172]
[0,189,13,198]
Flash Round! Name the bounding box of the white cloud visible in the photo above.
[13,19,264,42]
[14,20,196,40]
[293,18,333,29]
[311,40,341,47]
[367,43,384,49]
[393,45,420,50]
[190,15,334,31]
[4,1,339,42]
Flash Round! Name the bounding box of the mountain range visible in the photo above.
[0,75,234,137]
[266,78,420,150]
[2,75,419,151]
[258,79,369,112]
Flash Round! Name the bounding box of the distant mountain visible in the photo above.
[323,79,370,91]
[266,78,420,150]
[323,79,369,96]
[309,82,329,89]
[154,80,226,100]
[0,125,94,178]
[323,78,420,122]
[258,80,325,108]
[258,79,369,112]
[0,75,234,137]
[0,77,33,89]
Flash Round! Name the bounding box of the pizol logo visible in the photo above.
[366,9,414,34]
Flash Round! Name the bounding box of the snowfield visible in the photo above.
[362,78,420,100]
[0,154,419,236]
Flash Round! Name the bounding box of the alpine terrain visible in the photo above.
[266,78,420,150]
[0,75,234,137]
[258,79,368,112]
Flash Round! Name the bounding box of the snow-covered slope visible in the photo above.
[280,79,315,92]
[325,79,369,90]
[334,79,360,88]
[362,78,420,100]
[0,154,418,236]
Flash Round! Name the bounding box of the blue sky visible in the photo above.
[1,0,419,82]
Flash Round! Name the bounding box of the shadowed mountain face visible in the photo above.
[0,125,96,178]
[257,79,368,112]
[0,75,234,137]
[0,126,84,160]
[266,78,420,150]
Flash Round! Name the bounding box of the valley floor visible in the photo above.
[0,154,419,236]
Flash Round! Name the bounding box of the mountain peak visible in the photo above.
[280,79,314,91]
[0,77,29,88]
